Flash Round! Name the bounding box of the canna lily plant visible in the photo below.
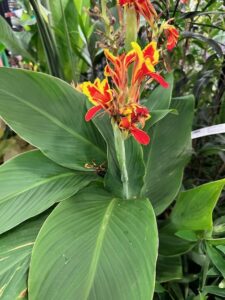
[2,1,223,299]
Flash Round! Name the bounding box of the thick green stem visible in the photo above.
[125,6,138,51]
[112,122,129,199]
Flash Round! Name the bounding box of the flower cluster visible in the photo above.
[78,0,179,145]
[80,42,168,145]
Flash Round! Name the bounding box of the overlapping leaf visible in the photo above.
[0,68,106,170]
[143,95,194,214]
[0,150,98,234]
[0,214,47,299]
[29,184,158,300]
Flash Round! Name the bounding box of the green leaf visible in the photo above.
[46,0,92,81]
[203,286,225,298]
[158,179,225,257]
[159,223,195,256]
[0,68,106,170]
[206,244,225,279]
[0,214,47,299]
[29,184,158,300]
[157,255,183,282]
[143,73,174,110]
[207,239,225,246]
[147,109,175,129]
[143,95,194,214]
[180,10,225,19]
[0,16,33,60]
[181,32,223,57]
[0,150,97,234]
[171,179,225,231]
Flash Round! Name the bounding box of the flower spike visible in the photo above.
[78,40,171,145]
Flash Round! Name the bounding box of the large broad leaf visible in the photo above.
[0,68,106,170]
[29,184,158,300]
[0,150,98,234]
[142,95,194,215]
[0,16,33,60]
[0,214,47,299]
[94,115,145,199]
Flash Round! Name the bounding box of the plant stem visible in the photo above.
[125,6,138,51]
[112,122,129,199]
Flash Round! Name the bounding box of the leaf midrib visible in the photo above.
[0,172,75,205]
[0,89,105,158]
[83,198,118,299]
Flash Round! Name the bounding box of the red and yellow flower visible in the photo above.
[118,0,157,26]
[79,41,169,145]
[81,78,113,121]
[130,41,169,88]
[119,104,150,145]
[161,21,179,51]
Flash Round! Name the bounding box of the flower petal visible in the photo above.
[124,50,136,67]
[85,105,102,121]
[104,49,117,64]
[130,126,150,145]
[148,72,169,88]
[143,42,159,65]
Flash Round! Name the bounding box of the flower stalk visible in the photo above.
[125,6,138,51]
[112,121,129,199]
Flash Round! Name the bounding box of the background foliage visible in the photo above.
[0,0,225,299]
